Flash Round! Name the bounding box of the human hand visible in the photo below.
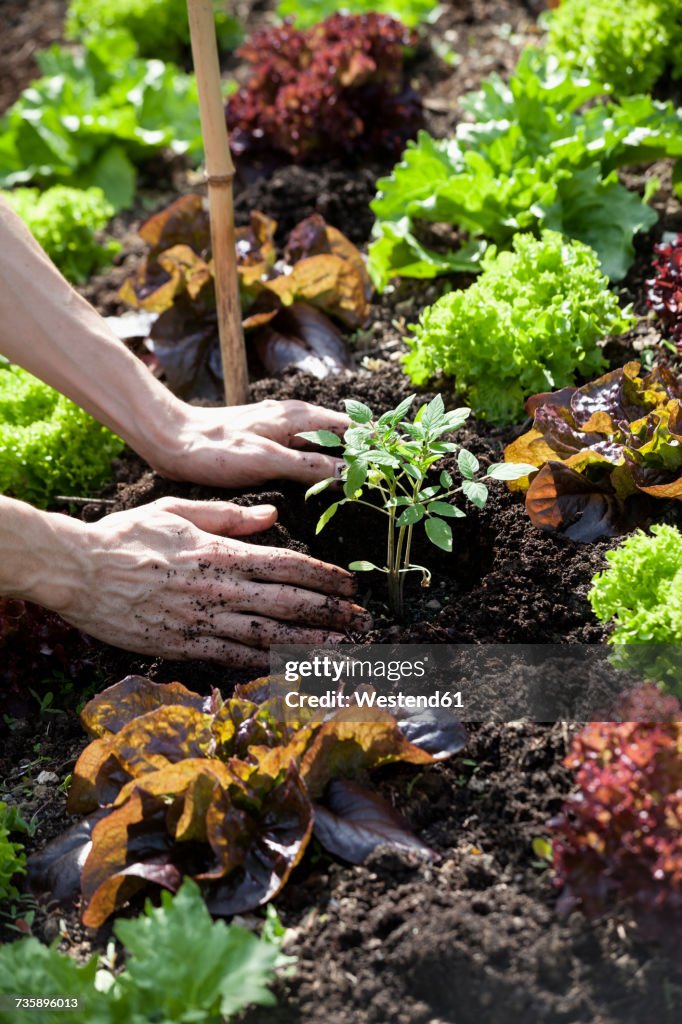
[153,398,349,487]
[37,497,371,667]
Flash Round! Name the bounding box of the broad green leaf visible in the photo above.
[366,451,401,468]
[296,430,342,448]
[404,463,424,482]
[487,461,538,480]
[440,469,454,488]
[419,394,446,431]
[377,394,416,426]
[425,517,453,552]
[462,479,488,508]
[428,500,462,517]
[305,476,336,499]
[397,504,424,527]
[457,449,480,479]
[115,878,285,1020]
[345,399,373,423]
[349,560,380,571]
[88,144,136,211]
[443,408,471,429]
[344,426,372,451]
[344,460,367,498]
[431,442,460,453]
[316,501,340,533]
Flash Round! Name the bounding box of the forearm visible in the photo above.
[0,495,86,611]
[0,197,186,467]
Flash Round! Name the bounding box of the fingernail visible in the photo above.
[252,504,276,520]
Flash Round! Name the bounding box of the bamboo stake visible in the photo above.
[187,0,248,405]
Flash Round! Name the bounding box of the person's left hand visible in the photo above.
[152,398,349,487]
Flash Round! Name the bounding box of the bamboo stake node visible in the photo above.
[187,0,248,406]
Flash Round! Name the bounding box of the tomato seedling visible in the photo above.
[300,395,534,618]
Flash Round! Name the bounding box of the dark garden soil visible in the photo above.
[2,1,682,1023]
[0,0,68,113]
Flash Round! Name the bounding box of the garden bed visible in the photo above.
[2,1,682,1022]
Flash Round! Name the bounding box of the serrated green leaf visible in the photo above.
[397,504,424,527]
[367,452,401,468]
[458,449,480,479]
[390,394,417,423]
[378,396,417,428]
[430,441,460,453]
[316,502,340,533]
[345,399,373,423]
[344,426,373,451]
[420,394,446,431]
[428,500,462,517]
[462,479,488,508]
[296,430,342,448]
[487,461,538,480]
[344,460,367,498]
[443,408,471,430]
[404,463,424,482]
[305,476,336,499]
[425,517,453,552]
[115,878,283,1020]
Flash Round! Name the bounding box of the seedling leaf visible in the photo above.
[457,449,480,479]
[345,399,373,423]
[397,505,424,527]
[296,430,342,448]
[427,501,460,517]
[425,517,453,552]
[316,502,340,533]
[462,479,488,508]
[344,460,367,498]
[487,461,537,480]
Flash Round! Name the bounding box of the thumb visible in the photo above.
[157,498,278,536]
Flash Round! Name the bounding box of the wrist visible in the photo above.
[0,497,89,612]
[142,403,211,480]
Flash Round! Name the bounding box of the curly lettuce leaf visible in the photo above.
[2,185,119,283]
[0,364,123,507]
[406,231,631,425]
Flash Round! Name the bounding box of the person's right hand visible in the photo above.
[39,497,371,668]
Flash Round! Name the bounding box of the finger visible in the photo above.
[181,637,271,669]
[197,612,345,648]
[234,543,356,597]
[214,579,373,631]
[103,628,271,669]
[286,405,350,449]
[156,498,278,536]
[262,443,346,485]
